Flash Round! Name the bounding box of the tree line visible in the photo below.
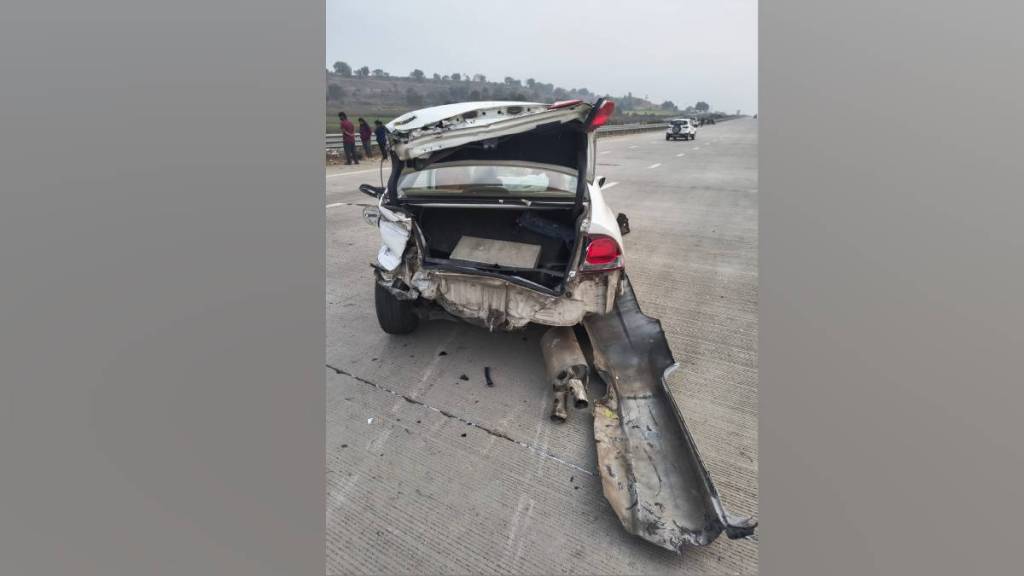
[329,60,719,117]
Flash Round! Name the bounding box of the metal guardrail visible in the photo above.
[325,122,669,154]
[325,133,378,152]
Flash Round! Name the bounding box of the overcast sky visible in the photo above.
[327,0,757,114]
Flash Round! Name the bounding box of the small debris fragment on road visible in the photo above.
[484,366,495,387]
[459,374,469,381]
[438,350,448,356]
[367,417,374,424]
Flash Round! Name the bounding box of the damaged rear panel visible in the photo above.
[581,276,757,550]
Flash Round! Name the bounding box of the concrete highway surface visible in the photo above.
[326,119,758,575]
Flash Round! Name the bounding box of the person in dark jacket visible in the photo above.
[339,112,358,165]
[373,120,388,160]
[357,118,373,159]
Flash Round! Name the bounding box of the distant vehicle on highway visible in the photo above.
[360,98,628,333]
[666,118,697,141]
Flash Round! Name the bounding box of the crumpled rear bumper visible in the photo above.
[583,274,757,551]
[377,260,621,330]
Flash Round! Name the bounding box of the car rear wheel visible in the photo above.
[665,134,670,141]
[374,282,419,334]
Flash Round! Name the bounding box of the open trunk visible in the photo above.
[408,204,580,292]
[382,101,614,294]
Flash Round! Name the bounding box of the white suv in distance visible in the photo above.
[665,118,697,141]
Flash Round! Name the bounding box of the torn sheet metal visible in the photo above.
[366,204,411,271]
[395,267,621,330]
[583,274,756,552]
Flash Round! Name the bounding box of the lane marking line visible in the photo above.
[648,163,661,169]
[676,153,686,157]
[602,181,619,190]
[692,147,700,150]
[629,145,638,149]
[325,201,372,209]
[327,167,385,178]
[600,150,611,155]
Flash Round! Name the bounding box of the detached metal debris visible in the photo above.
[544,275,756,552]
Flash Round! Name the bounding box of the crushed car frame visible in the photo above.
[357,98,756,552]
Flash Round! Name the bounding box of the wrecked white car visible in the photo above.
[359,99,756,552]
[361,99,625,333]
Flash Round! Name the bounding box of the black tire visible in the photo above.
[374,282,419,334]
[665,134,670,141]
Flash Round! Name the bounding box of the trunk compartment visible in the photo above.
[409,205,579,291]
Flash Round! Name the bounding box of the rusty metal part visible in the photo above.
[540,326,590,388]
[550,390,568,422]
[541,326,591,422]
[583,274,757,552]
[567,378,588,409]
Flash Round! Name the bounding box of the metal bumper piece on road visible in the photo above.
[583,275,757,552]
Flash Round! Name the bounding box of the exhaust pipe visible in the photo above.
[540,326,590,421]
[567,378,588,409]
[550,389,568,422]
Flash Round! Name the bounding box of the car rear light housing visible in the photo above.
[587,100,615,132]
[582,234,623,271]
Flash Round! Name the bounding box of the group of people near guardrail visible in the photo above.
[337,112,388,165]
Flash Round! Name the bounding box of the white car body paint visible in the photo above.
[377,220,410,270]
[587,181,624,248]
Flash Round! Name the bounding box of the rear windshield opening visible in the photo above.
[398,163,578,198]
[433,121,584,168]
[397,121,587,198]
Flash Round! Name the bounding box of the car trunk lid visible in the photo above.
[386,100,593,162]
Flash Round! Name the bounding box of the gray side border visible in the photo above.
[762,1,1024,574]
[0,2,325,574]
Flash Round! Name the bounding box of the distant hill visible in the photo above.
[325,68,713,133]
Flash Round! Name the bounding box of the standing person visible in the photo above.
[374,120,388,160]
[358,118,373,159]
[339,112,358,165]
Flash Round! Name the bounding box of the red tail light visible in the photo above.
[582,235,623,271]
[587,100,615,132]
